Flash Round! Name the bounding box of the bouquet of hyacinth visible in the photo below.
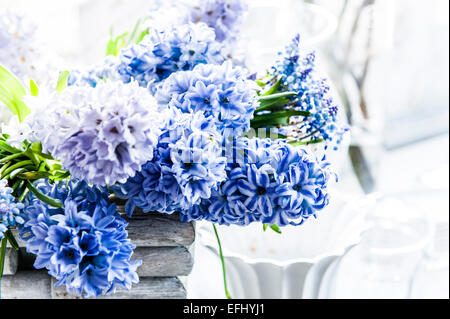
[0,0,347,298]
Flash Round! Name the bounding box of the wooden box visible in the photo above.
[1,209,195,299]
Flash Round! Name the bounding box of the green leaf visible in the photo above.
[263,78,283,96]
[51,170,70,181]
[18,186,29,202]
[289,138,325,147]
[0,85,17,115]
[263,223,268,231]
[258,91,297,101]
[9,167,28,179]
[270,224,282,234]
[0,152,25,164]
[1,160,33,179]
[56,71,70,93]
[30,141,43,154]
[251,110,311,129]
[26,181,63,208]
[0,64,31,122]
[0,64,26,97]
[257,97,291,112]
[18,171,51,180]
[5,230,19,250]
[0,141,22,154]
[256,80,266,87]
[30,79,39,97]
[135,29,149,44]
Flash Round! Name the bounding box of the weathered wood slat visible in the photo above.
[3,247,19,275]
[1,271,52,299]
[134,247,193,277]
[14,247,193,277]
[51,277,186,299]
[11,209,195,248]
[125,212,195,247]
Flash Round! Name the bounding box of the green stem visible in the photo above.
[212,224,232,299]
[0,151,25,164]
[1,160,33,179]
[18,186,29,202]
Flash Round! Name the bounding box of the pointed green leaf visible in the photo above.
[5,230,20,250]
[26,181,63,208]
[0,64,26,97]
[263,78,283,96]
[18,171,51,180]
[30,78,39,96]
[251,110,311,128]
[0,65,31,121]
[56,71,70,93]
[289,138,325,146]
[270,224,282,234]
[258,91,297,101]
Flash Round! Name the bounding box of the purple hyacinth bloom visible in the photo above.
[190,0,248,43]
[29,81,163,186]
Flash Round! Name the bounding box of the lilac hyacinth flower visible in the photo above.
[156,62,259,138]
[0,180,24,239]
[182,137,334,227]
[190,0,248,43]
[20,179,141,298]
[27,81,163,186]
[112,108,227,217]
[117,22,224,93]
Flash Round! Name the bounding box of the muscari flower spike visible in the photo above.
[182,137,335,227]
[112,108,227,217]
[19,179,141,298]
[272,35,348,149]
[156,61,259,138]
[25,80,163,186]
[0,180,24,239]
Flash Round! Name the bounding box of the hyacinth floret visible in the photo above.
[117,22,224,93]
[182,137,334,227]
[112,108,227,217]
[156,62,259,138]
[19,179,141,298]
[26,81,163,186]
[190,0,248,43]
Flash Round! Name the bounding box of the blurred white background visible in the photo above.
[1,0,448,299]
